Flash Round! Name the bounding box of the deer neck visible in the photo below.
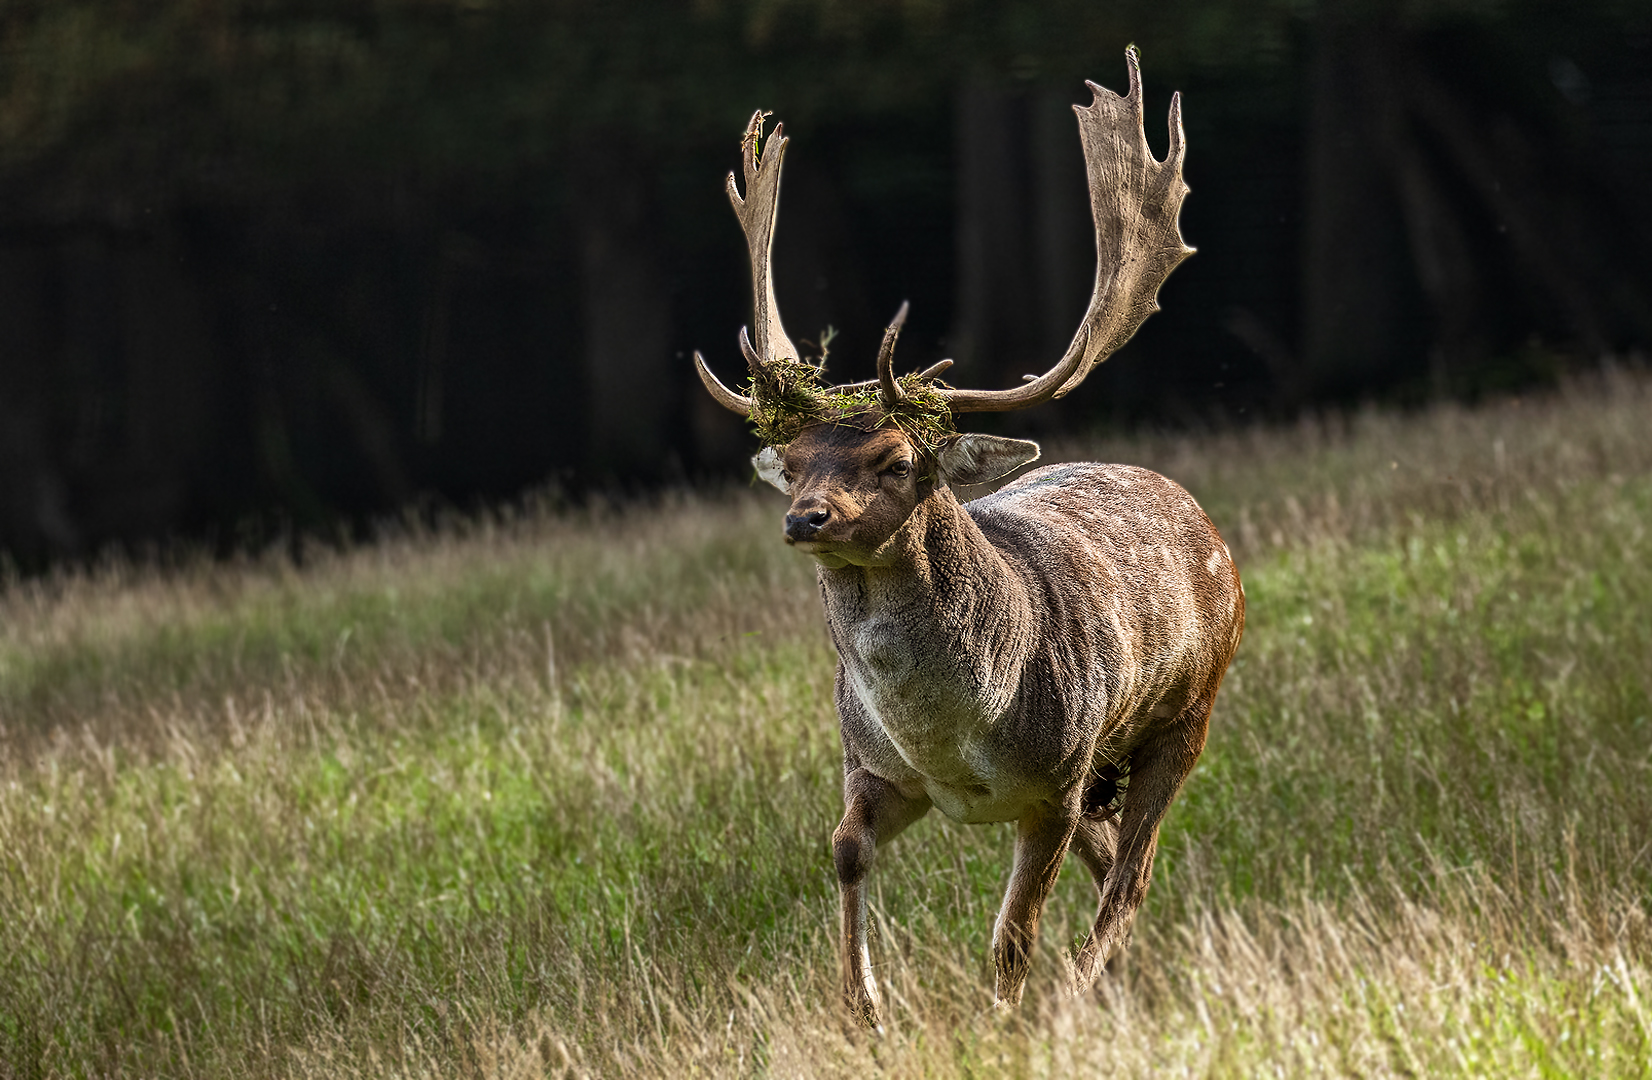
[817,485,1034,714]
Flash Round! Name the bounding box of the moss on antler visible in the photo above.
[746,357,957,452]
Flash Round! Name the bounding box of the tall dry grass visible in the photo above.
[2,369,1650,1077]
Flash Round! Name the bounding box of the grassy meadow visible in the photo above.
[3,372,1652,1077]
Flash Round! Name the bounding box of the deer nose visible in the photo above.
[785,508,830,542]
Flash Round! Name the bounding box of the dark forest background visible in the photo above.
[1,0,1648,567]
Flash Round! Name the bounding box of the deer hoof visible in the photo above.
[843,985,883,1031]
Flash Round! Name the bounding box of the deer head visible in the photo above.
[748,424,1039,567]
[694,48,1193,560]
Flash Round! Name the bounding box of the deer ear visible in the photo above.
[936,434,1041,486]
[752,446,789,492]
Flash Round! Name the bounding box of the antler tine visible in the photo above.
[939,47,1195,413]
[727,111,801,366]
[739,326,763,376]
[828,336,950,395]
[695,351,754,416]
[875,300,910,411]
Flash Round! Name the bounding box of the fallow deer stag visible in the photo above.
[694,48,1243,1026]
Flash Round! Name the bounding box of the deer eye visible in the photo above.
[888,460,912,477]
[780,470,793,485]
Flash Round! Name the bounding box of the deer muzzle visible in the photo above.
[785,507,831,543]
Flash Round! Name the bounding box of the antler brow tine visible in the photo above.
[694,351,754,416]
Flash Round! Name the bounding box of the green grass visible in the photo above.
[3,373,1652,1077]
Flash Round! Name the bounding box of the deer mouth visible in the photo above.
[786,538,852,568]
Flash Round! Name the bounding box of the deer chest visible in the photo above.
[837,614,1020,788]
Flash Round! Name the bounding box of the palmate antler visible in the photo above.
[693,110,796,416]
[695,47,1193,422]
[942,47,1194,411]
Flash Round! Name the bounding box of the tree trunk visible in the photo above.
[0,242,79,560]
[950,79,1092,420]
[1297,11,1419,402]
[950,77,1035,390]
[1030,88,1092,369]
[575,146,674,481]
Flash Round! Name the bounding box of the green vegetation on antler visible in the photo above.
[746,356,957,452]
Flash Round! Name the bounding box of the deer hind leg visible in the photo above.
[1069,811,1120,903]
[1069,767,1124,910]
[833,769,931,1029]
[1071,702,1211,994]
[992,808,1080,1010]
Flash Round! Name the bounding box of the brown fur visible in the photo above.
[770,422,1245,1024]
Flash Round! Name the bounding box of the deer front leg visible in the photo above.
[992,808,1079,1010]
[833,769,930,1029]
